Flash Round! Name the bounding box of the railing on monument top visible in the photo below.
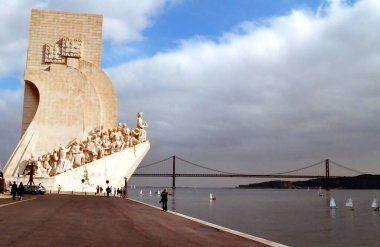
[132,156,368,189]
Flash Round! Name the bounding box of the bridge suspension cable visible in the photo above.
[329,160,367,175]
[175,156,239,175]
[136,156,173,170]
[271,160,325,175]
[135,156,369,177]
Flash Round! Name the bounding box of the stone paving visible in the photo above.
[0,194,270,247]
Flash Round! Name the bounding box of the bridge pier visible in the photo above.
[172,155,176,189]
[325,159,330,191]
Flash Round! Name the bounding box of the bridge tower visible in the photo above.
[325,159,330,190]
[172,155,176,189]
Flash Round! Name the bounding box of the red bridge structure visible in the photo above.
[132,156,368,189]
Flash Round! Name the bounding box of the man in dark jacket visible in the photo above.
[17,182,24,200]
[160,188,169,211]
[11,181,17,200]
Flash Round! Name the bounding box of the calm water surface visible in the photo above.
[129,188,380,247]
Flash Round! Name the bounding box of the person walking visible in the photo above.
[11,181,17,200]
[17,182,24,201]
[160,188,169,211]
[106,186,111,198]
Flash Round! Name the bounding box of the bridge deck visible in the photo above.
[0,194,274,247]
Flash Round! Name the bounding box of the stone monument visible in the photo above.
[2,9,150,192]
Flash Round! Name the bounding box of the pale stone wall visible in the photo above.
[3,9,121,178]
[12,142,150,192]
[3,9,150,190]
[26,9,102,70]
[21,81,39,135]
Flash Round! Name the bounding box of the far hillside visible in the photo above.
[238,174,380,189]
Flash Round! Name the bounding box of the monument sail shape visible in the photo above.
[3,9,150,191]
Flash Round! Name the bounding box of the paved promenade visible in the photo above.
[0,194,273,247]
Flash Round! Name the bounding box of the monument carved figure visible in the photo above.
[2,9,150,192]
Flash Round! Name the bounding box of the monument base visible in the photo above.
[5,141,150,193]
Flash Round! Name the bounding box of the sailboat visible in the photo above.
[345,198,354,210]
[318,186,324,197]
[307,187,310,191]
[149,190,152,196]
[139,189,143,195]
[330,197,337,209]
[209,193,216,201]
[133,185,136,189]
[371,198,379,211]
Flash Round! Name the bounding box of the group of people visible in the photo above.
[23,112,148,178]
[96,185,127,198]
[11,181,24,201]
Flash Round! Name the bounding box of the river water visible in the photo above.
[128,188,380,247]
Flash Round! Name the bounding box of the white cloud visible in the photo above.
[0,0,176,76]
[0,88,23,167]
[107,0,380,178]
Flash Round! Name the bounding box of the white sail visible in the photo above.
[318,186,324,196]
[149,190,152,196]
[371,198,378,208]
[330,198,337,208]
[139,189,143,195]
[210,193,213,200]
[345,198,353,208]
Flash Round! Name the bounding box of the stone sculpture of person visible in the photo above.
[84,136,97,162]
[70,140,85,168]
[57,145,70,174]
[23,154,37,176]
[132,112,148,143]
[42,155,52,177]
[110,128,122,153]
[101,131,111,155]
[49,149,59,176]
[35,157,45,177]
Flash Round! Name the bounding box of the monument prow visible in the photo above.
[3,9,150,191]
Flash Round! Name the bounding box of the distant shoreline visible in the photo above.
[238,174,380,189]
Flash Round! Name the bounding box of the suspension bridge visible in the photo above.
[132,156,368,189]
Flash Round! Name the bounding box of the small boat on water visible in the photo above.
[330,197,337,209]
[210,193,216,201]
[155,190,161,195]
[371,198,379,212]
[345,198,354,210]
[139,189,143,195]
[149,190,152,196]
[307,187,310,191]
[133,185,136,189]
[318,186,324,197]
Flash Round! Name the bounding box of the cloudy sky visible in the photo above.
[1,0,379,187]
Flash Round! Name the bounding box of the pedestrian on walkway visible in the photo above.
[58,185,61,194]
[160,187,169,211]
[106,186,111,198]
[96,185,99,195]
[17,182,24,200]
[11,181,17,200]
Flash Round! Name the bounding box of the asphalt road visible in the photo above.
[0,194,269,247]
